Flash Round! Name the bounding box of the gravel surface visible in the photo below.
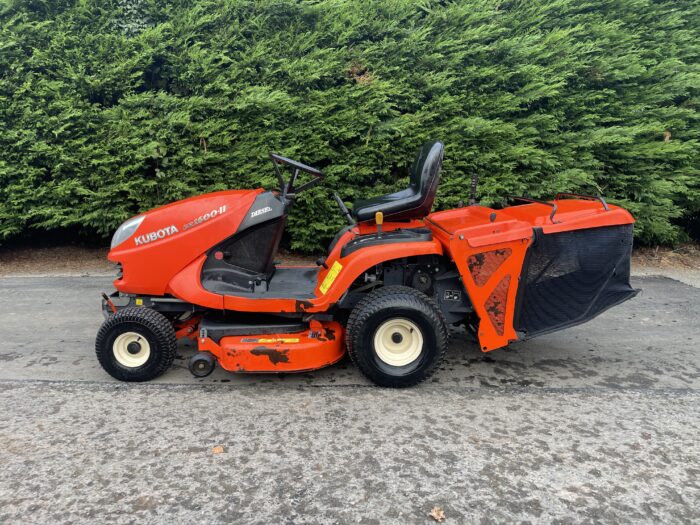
[1,384,697,524]
[0,274,698,523]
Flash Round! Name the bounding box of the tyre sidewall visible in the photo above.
[354,305,441,384]
[101,321,161,378]
[96,306,177,382]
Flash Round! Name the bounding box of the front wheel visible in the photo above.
[346,286,448,387]
[95,307,177,381]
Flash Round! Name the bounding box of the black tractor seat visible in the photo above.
[352,141,444,222]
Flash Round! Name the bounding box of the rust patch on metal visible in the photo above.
[468,248,512,286]
[250,346,290,365]
[484,274,510,336]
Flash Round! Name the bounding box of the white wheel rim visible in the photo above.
[373,318,424,367]
[113,331,151,368]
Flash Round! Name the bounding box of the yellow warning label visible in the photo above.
[135,298,143,306]
[319,261,343,295]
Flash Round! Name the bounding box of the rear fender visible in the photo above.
[315,238,445,305]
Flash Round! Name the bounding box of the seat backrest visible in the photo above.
[408,140,444,211]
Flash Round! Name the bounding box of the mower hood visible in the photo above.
[108,189,262,295]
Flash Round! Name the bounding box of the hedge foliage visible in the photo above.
[1,0,698,252]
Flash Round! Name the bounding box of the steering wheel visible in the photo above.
[270,153,324,198]
[269,153,355,224]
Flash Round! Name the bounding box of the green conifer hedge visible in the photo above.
[1,0,698,252]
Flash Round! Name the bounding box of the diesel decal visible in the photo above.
[250,206,272,218]
[134,225,179,245]
[183,205,227,231]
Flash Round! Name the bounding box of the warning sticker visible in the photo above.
[241,338,300,344]
[319,261,343,295]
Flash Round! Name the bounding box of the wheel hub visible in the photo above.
[373,318,423,367]
[113,332,151,368]
[189,353,216,378]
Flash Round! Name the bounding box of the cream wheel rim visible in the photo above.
[373,318,423,367]
[113,332,151,368]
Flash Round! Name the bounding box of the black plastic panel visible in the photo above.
[340,228,432,258]
[201,218,286,294]
[201,191,287,293]
[238,191,286,232]
[200,316,306,343]
[203,266,319,300]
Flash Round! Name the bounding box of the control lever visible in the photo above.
[469,173,478,206]
[375,211,383,238]
[333,193,356,225]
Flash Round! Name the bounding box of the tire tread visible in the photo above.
[346,286,448,387]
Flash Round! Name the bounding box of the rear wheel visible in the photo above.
[96,307,177,381]
[346,286,448,387]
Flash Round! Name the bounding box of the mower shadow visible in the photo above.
[156,277,694,391]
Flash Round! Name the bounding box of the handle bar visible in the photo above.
[508,195,559,223]
[555,192,609,211]
[334,193,356,225]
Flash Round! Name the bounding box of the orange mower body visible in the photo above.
[97,142,638,387]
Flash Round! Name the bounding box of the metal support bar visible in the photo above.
[554,192,609,211]
[508,196,559,223]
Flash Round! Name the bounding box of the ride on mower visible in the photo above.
[96,141,638,387]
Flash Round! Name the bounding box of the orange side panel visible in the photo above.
[198,321,345,373]
[448,233,532,352]
[219,234,443,313]
[166,255,224,310]
[315,236,444,303]
[163,222,443,314]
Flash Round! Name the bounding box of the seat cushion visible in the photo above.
[352,188,418,222]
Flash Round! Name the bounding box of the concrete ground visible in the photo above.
[0,274,698,523]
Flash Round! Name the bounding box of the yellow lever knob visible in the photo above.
[375,211,384,225]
